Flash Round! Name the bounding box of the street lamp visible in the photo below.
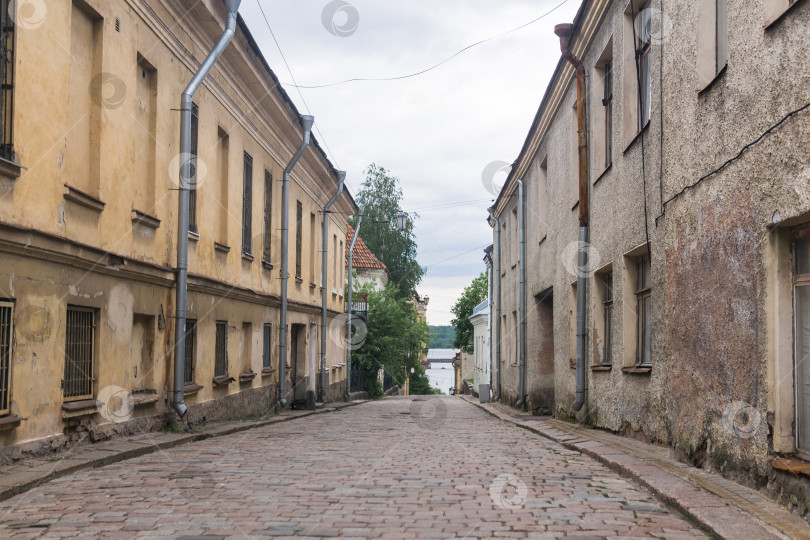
[395,211,407,232]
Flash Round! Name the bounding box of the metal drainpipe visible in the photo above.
[279,115,314,407]
[173,0,241,418]
[486,250,494,400]
[487,207,502,401]
[555,23,590,412]
[346,207,364,400]
[515,180,527,409]
[320,171,345,402]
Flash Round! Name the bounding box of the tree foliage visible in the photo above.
[348,164,425,299]
[351,282,431,393]
[428,326,456,349]
[451,271,489,355]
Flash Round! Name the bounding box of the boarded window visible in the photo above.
[0,302,12,414]
[215,321,228,378]
[64,307,94,400]
[184,319,196,384]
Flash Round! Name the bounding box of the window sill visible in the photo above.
[295,277,304,284]
[188,230,200,242]
[261,368,275,376]
[764,0,805,30]
[64,185,105,212]
[621,365,652,375]
[242,252,254,262]
[239,372,257,383]
[61,399,102,419]
[0,156,22,179]
[214,242,230,254]
[539,234,547,246]
[697,64,727,96]
[0,415,24,431]
[261,259,273,270]
[771,457,810,477]
[132,389,158,407]
[132,210,161,230]
[593,163,613,187]
[569,358,576,369]
[310,283,317,289]
[572,201,579,212]
[212,376,234,386]
[183,383,203,396]
[591,365,612,372]
[623,121,651,154]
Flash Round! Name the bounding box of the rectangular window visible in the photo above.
[0,0,15,161]
[538,157,548,240]
[134,55,158,214]
[570,282,578,367]
[765,0,801,28]
[603,62,613,169]
[242,152,253,255]
[184,319,196,384]
[0,301,12,415]
[511,208,518,266]
[635,255,652,366]
[697,0,728,89]
[571,103,579,206]
[793,232,810,453]
[295,201,303,279]
[623,1,651,144]
[310,213,316,284]
[188,102,199,232]
[215,321,228,378]
[217,128,229,244]
[636,7,652,130]
[602,273,614,365]
[262,323,272,371]
[333,233,338,290]
[263,170,272,265]
[63,307,95,400]
[339,240,344,294]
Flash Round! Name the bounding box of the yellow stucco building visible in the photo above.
[0,0,354,455]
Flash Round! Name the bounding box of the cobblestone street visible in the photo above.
[0,397,711,538]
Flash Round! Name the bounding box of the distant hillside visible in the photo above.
[428,326,456,349]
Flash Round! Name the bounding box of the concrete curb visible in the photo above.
[460,396,807,540]
[0,400,367,504]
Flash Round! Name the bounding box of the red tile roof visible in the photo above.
[345,224,386,270]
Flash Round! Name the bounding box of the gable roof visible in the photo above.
[345,224,386,270]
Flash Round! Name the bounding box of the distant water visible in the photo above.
[426,364,455,395]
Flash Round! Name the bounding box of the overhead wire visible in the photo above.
[282,0,571,89]
[425,244,490,269]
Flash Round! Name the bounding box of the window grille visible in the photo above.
[63,307,94,400]
[215,321,227,378]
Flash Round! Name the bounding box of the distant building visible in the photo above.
[469,300,490,396]
[345,224,388,291]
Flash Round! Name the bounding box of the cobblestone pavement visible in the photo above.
[0,397,708,538]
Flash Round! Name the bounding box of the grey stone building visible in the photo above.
[490,0,810,514]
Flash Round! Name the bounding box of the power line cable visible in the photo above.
[283,0,571,89]
[424,244,490,269]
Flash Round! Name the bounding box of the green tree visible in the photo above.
[451,271,488,354]
[351,282,433,395]
[349,164,424,298]
[428,325,456,348]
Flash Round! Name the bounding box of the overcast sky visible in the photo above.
[239,0,580,325]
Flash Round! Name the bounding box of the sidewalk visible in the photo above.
[461,395,810,540]
[0,400,365,504]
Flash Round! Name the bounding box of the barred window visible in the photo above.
[184,319,196,384]
[64,307,95,400]
[215,321,227,378]
[262,323,272,370]
[0,301,12,415]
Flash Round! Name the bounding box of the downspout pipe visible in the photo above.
[487,207,502,401]
[279,114,315,407]
[485,248,494,400]
[173,0,241,418]
[321,171,345,402]
[555,23,590,412]
[515,180,527,409]
[346,207,364,400]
